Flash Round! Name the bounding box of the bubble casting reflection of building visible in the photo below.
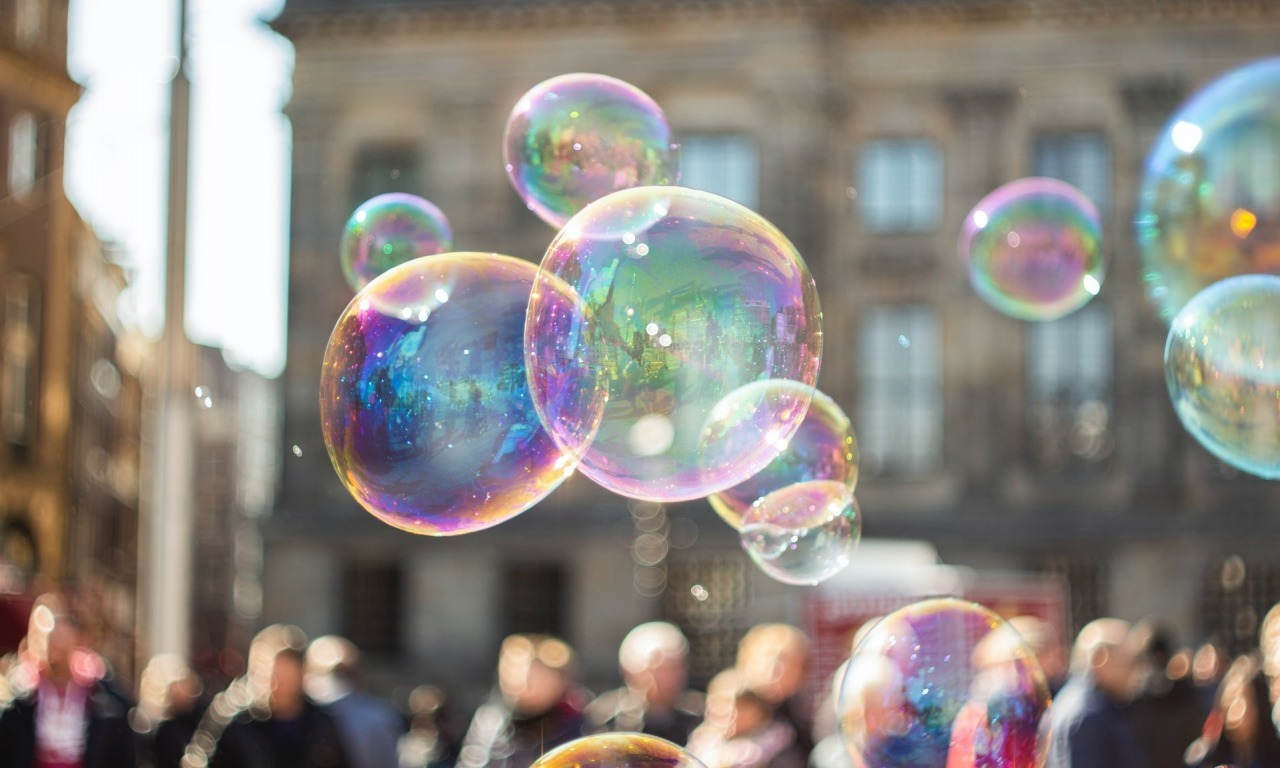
[266,0,1280,711]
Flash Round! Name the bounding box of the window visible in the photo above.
[1026,304,1113,468]
[857,305,943,476]
[679,134,760,209]
[1032,132,1112,213]
[502,563,565,637]
[1201,556,1280,658]
[3,275,39,451]
[8,113,38,201]
[349,144,420,210]
[15,0,44,50]
[1035,555,1104,641]
[341,559,403,653]
[664,555,752,685]
[856,138,943,233]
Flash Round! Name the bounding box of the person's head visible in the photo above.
[1006,615,1066,685]
[270,647,307,718]
[1128,617,1176,691]
[305,634,361,703]
[139,653,202,723]
[618,621,689,708]
[1070,618,1135,702]
[246,624,307,710]
[736,623,810,704]
[704,667,772,739]
[498,634,576,716]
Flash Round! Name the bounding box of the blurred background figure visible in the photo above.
[1125,619,1201,768]
[807,660,853,768]
[399,684,461,768]
[686,667,805,768]
[1044,618,1147,768]
[1183,654,1280,768]
[1192,638,1229,718]
[205,624,351,768]
[137,652,205,768]
[306,635,404,768]
[1007,616,1068,696]
[735,624,812,756]
[456,634,587,768]
[586,621,703,744]
[0,593,135,767]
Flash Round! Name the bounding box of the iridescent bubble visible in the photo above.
[1137,57,1280,321]
[739,480,860,586]
[959,177,1105,321]
[1164,274,1280,479]
[838,598,1051,768]
[530,734,706,768]
[339,193,453,292]
[319,253,577,535]
[525,186,823,502]
[504,73,679,229]
[708,385,858,530]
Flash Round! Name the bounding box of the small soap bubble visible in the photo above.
[739,480,860,586]
[339,193,453,292]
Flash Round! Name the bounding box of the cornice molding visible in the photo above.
[0,45,82,116]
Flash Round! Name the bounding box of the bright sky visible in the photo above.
[65,0,293,378]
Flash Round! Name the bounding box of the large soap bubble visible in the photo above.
[708,385,858,530]
[1136,57,1280,321]
[339,193,453,292]
[504,73,679,229]
[1165,274,1280,479]
[838,598,1051,768]
[319,252,577,535]
[525,186,823,502]
[531,734,706,768]
[959,177,1105,322]
[739,480,860,586]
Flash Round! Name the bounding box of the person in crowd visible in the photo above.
[399,684,461,768]
[1006,615,1069,696]
[305,635,404,768]
[1126,620,1203,768]
[0,594,136,767]
[807,660,854,768]
[204,624,352,768]
[735,624,813,757]
[137,653,206,768]
[586,621,703,744]
[1044,617,1147,768]
[456,634,588,768]
[687,667,806,768]
[1184,654,1280,768]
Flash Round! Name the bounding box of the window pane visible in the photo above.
[341,559,403,653]
[1032,132,1111,213]
[8,112,37,200]
[3,274,39,451]
[857,139,943,233]
[679,134,759,209]
[1026,304,1114,468]
[857,305,942,475]
[349,144,420,210]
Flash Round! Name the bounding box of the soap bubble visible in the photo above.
[709,385,858,530]
[1136,57,1280,321]
[838,598,1051,768]
[739,480,860,586]
[1165,274,1280,479]
[959,177,1105,321]
[530,733,706,768]
[504,73,678,229]
[525,186,823,502]
[319,252,577,535]
[339,193,453,292]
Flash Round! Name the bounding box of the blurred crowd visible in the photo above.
[4,592,1280,768]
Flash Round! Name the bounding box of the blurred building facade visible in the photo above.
[267,0,1280,706]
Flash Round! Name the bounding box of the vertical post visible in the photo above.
[143,0,194,661]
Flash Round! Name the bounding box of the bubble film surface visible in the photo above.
[739,480,860,586]
[531,734,707,768]
[320,253,576,535]
[709,385,858,530]
[1165,274,1280,479]
[1137,57,1280,321]
[525,186,823,502]
[959,177,1105,322]
[504,73,678,229]
[838,598,1051,768]
[339,193,453,292]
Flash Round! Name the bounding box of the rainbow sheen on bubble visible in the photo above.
[1137,57,1280,321]
[319,252,576,535]
[339,193,453,292]
[1165,274,1280,479]
[709,385,858,530]
[739,480,860,586]
[531,734,706,768]
[838,598,1051,768]
[525,186,823,502]
[504,73,678,229]
[959,177,1105,322]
